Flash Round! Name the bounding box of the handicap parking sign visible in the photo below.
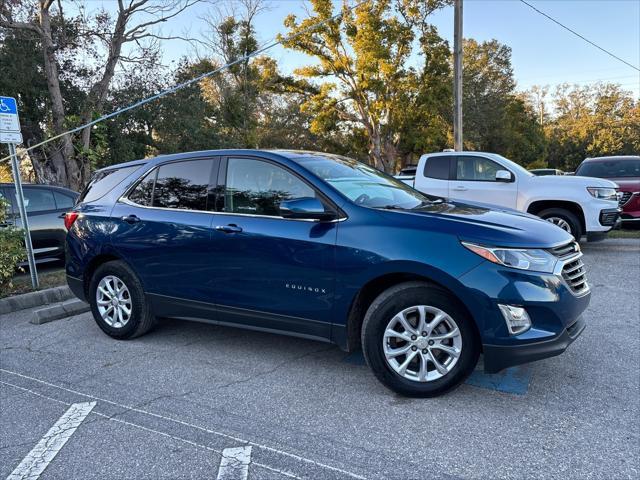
[0,96,22,144]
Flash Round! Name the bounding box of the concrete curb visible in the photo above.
[31,298,90,325]
[0,286,74,315]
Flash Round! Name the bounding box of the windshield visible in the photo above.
[576,159,640,178]
[296,154,430,209]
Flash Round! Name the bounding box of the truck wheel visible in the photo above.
[538,208,582,240]
[361,281,480,397]
[88,260,156,339]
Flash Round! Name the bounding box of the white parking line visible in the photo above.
[216,446,252,480]
[0,368,367,479]
[6,401,96,480]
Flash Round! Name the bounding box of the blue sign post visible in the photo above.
[1,95,38,289]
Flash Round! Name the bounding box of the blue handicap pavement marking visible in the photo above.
[0,96,18,115]
[342,351,531,395]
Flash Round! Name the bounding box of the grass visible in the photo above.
[608,227,640,239]
[1,268,67,299]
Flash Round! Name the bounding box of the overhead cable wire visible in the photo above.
[519,0,640,73]
[1,0,368,164]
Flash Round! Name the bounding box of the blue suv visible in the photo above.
[66,150,589,397]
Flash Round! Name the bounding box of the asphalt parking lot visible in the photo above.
[1,238,638,480]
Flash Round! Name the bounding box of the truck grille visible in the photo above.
[549,241,589,295]
[619,192,633,207]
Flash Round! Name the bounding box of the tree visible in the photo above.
[0,0,200,190]
[544,83,639,170]
[462,38,546,166]
[281,0,451,173]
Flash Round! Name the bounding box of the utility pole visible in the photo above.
[453,0,463,151]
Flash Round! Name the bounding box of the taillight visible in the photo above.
[64,212,79,230]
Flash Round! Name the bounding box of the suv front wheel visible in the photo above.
[88,260,156,339]
[361,282,480,397]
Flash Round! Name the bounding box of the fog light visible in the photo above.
[498,304,532,335]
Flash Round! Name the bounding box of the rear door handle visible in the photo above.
[122,214,141,224]
[452,186,468,192]
[215,224,242,233]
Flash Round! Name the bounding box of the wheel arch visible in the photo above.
[340,270,481,353]
[82,253,123,297]
[526,200,586,233]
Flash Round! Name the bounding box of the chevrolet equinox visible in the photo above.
[65,150,589,397]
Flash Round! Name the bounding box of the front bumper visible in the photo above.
[483,315,586,373]
[456,256,590,374]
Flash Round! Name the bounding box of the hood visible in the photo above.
[608,177,640,191]
[382,200,573,249]
[533,175,618,188]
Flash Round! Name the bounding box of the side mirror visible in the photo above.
[279,197,335,221]
[495,170,513,182]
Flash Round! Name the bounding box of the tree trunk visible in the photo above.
[38,0,81,190]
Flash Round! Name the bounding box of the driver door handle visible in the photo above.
[215,224,242,233]
[452,186,468,192]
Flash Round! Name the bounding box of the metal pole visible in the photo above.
[453,0,463,151]
[8,143,38,289]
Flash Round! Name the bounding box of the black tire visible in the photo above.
[88,260,155,339]
[361,281,480,397]
[537,208,582,240]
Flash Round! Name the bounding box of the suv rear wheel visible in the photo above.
[88,260,155,339]
[361,281,480,397]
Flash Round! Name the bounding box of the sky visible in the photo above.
[88,0,640,97]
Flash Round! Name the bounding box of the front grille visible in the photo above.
[619,192,633,207]
[550,241,579,258]
[561,257,589,294]
[549,241,589,295]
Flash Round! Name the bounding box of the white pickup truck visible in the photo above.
[397,151,621,241]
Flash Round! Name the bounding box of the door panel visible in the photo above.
[210,156,337,337]
[414,155,451,198]
[449,156,518,208]
[111,158,219,304]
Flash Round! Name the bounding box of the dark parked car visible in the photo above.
[575,156,640,225]
[65,150,589,397]
[1,183,78,263]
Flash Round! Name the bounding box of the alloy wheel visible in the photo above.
[383,305,462,382]
[96,275,132,328]
[545,216,572,234]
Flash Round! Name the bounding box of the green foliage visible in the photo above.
[544,83,640,171]
[0,198,25,295]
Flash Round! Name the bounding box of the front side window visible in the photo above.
[225,157,316,216]
[296,154,429,209]
[456,156,503,181]
[127,159,214,211]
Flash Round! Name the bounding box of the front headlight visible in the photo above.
[462,242,558,273]
[587,187,618,201]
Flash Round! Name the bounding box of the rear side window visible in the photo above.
[424,157,450,180]
[127,159,215,211]
[23,188,55,212]
[128,170,156,206]
[79,165,141,203]
[53,191,75,209]
[153,160,213,210]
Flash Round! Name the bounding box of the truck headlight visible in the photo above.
[462,242,558,273]
[587,187,618,201]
